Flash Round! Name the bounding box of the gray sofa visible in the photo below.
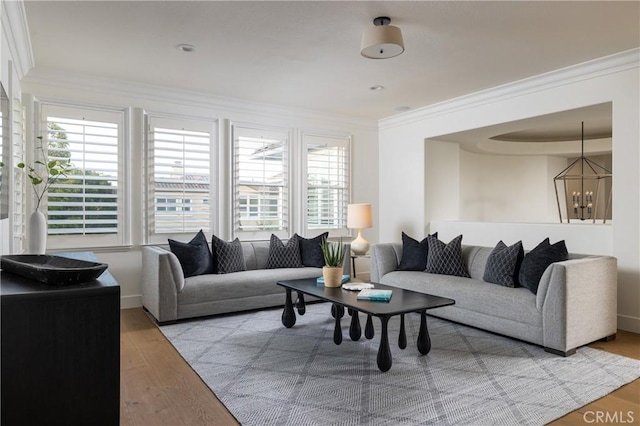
[142,240,350,324]
[370,243,617,356]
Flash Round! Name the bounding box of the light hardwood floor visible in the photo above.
[120,308,640,425]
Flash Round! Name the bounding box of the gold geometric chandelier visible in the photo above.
[553,122,612,223]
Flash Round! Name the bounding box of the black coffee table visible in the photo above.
[276,278,455,372]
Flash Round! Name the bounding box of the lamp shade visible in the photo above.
[347,203,372,229]
[361,20,404,59]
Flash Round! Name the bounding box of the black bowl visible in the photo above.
[1,255,108,286]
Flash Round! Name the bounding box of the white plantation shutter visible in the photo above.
[146,115,216,240]
[12,99,25,252]
[304,134,350,233]
[40,103,125,248]
[232,125,289,239]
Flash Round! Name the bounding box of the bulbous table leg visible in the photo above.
[398,314,407,349]
[349,310,361,341]
[417,310,431,355]
[333,303,343,345]
[330,304,345,319]
[281,289,296,328]
[295,292,306,315]
[377,315,392,372]
[365,314,374,339]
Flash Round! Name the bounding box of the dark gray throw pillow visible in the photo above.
[398,232,437,271]
[483,240,524,287]
[295,232,328,268]
[168,230,214,278]
[519,238,568,294]
[267,234,303,269]
[425,234,470,277]
[212,234,246,274]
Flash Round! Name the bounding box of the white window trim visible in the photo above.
[35,98,130,250]
[230,122,292,241]
[301,131,352,238]
[143,111,218,244]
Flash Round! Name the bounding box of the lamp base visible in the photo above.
[351,229,369,256]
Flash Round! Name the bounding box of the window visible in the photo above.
[232,124,289,239]
[303,134,350,234]
[145,115,216,242]
[39,102,126,248]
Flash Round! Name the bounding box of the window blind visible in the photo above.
[233,125,288,238]
[147,123,213,235]
[46,116,119,236]
[304,134,350,232]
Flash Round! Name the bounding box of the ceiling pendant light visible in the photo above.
[361,16,405,59]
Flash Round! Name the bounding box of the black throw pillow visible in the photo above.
[519,238,568,294]
[168,230,214,278]
[267,234,303,269]
[425,234,470,277]
[295,232,328,267]
[398,232,438,271]
[483,240,524,288]
[212,234,246,274]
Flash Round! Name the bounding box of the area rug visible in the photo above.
[159,303,640,425]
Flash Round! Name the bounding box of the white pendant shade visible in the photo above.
[361,19,405,59]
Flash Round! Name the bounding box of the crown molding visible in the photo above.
[22,68,377,132]
[379,48,640,130]
[2,0,34,80]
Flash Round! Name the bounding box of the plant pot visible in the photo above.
[322,266,344,288]
[28,209,47,254]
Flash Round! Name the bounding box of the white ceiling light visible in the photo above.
[361,16,405,59]
[176,44,195,53]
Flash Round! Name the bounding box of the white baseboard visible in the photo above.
[121,294,142,309]
[617,314,640,334]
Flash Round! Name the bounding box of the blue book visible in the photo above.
[356,289,392,302]
[317,274,350,285]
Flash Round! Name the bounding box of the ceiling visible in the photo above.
[23,1,640,121]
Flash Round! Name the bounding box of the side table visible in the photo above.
[350,254,371,278]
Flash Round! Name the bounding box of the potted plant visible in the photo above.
[320,236,345,287]
[18,136,73,254]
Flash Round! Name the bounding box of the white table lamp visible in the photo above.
[347,203,372,255]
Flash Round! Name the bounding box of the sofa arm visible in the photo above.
[370,243,402,282]
[537,256,617,353]
[141,246,184,323]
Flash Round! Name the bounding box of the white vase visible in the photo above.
[28,209,47,254]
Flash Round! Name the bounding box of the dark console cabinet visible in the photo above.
[1,266,120,425]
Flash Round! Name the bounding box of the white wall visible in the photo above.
[378,50,640,332]
[458,150,564,223]
[20,71,379,308]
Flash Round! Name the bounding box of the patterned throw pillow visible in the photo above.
[425,234,470,277]
[267,234,303,269]
[295,232,328,268]
[398,232,437,271]
[212,235,246,274]
[483,240,524,287]
[519,238,568,294]
[168,230,214,278]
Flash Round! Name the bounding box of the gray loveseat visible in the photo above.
[142,240,350,324]
[370,243,617,356]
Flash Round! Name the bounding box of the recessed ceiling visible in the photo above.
[437,103,613,157]
[22,1,640,120]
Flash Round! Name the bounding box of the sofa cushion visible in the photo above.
[212,235,246,274]
[483,240,524,288]
[179,267,323,304]
[267,234,303,269]
[379,270,541,327]
[519,238,568,294]
[296,232,328,268]
[168,230,214,278]
[398,232,437,271]
[426,234,470,277]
